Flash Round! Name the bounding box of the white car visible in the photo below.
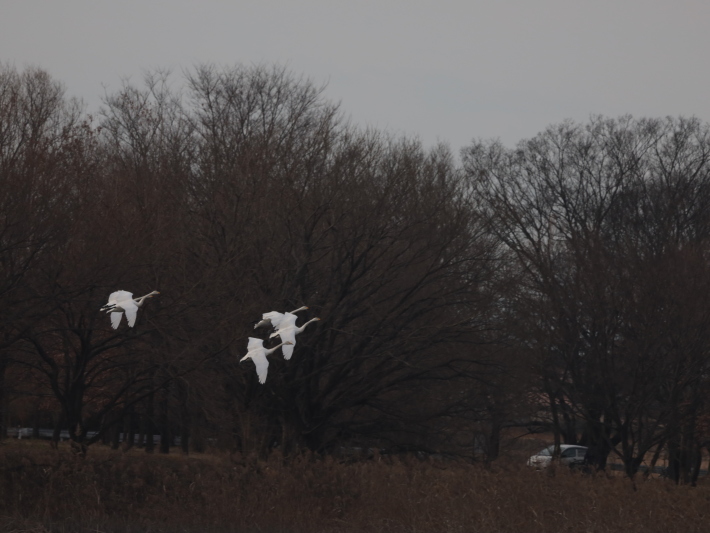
[527,444,588,468]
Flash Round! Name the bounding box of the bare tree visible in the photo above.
[177,64,504,457]
[0,64,87,438]
[464,116,710,476]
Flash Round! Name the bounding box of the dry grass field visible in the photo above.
[1,440,708,533]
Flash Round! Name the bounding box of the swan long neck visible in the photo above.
[134,291,159,307]
[297,318,320,332]
[265,342,286,355]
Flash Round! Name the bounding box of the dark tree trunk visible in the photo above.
[102,427,111,445]
[485,405,502,463]
[123,407,135,451]
[51,412,64,449]
[645,442,666,479]
[178,380,190,454]
[582,415,615,471]
[667,436,680,483]
[69,422,88,456]
[689,446,702,487]
[159,385,170,454]
[136,410,145,447]
[32,408,40,439]
[279,415,303,457]
[188,401,206,453]
[547,388,562,456]
[0,402,7,440]
[144,391,155,453]
[561,406,578,445]
[0,358,7,440]
[110,418,121,450]
[666,423,699,485]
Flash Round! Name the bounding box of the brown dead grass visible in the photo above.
[0,441,708,532]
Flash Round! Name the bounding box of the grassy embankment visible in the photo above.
[0,439,708,533]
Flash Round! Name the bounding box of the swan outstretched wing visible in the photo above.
[282,343,295,360]
[274,324,296,340]
[264,311,286,329]
[280,312,299,328]
[123,300,139,327]
[102,290,133,312]
[276,328,297,360]
[247,337,264,350]
[110,312,123,329]
[241,347,270,384]
[109,290,133,304]
[270,312,299,338]
[253,352,269,384]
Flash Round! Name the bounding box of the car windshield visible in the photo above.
[561,448,577,458]
[537,448,552,456]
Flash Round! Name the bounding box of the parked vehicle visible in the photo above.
[527,444,588,468]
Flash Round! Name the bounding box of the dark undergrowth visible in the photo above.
[0,442,708,532]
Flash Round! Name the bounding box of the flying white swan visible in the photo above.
[269,317,320,360]
[239,337,293,384]
[254,306,308,330]
[100,290,160,329]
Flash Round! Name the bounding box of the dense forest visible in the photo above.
[2,63,710,484]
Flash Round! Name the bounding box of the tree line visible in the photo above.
[1,63,710,482]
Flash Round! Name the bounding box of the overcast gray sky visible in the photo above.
[2,1,709,152]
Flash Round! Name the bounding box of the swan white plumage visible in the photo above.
[278,312,299,329]
[100,290,160,329]
[254,306,308,330]
[269,317,320,360]
[239,337,293,384]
